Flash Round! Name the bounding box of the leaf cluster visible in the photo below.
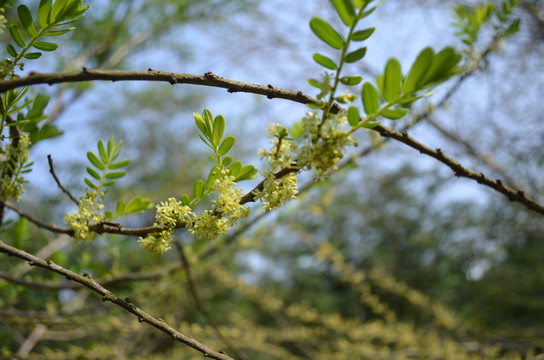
[182,109,257,207]
[6,0,89,63]
[85,137,130,190]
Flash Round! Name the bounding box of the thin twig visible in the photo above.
[175,240,249,360]
[0,240,234,360]
[47,155,79,205]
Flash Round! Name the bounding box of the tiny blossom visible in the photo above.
[138,230,172,254]
[0,134,31,201]
[188,170,249,240]
[254,123,298,211]
[138,198,193,253]
[64,192,104,242]
[296,111,356,179]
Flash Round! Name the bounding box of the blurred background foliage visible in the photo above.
[1,0,544,358]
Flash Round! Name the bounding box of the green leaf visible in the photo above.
[331,0,356,26]
[212,114,225,147]
[50,0,69,23]
[125,196,152,214]
[24,52,42,59]
[309,17,345,50]
[235,164,258,182]
[109,159,130,169]
[194,113,210,138]
[313,53,337,70]
[351,28,375,41]
[344,47,367,63]
[43,28,74,36]
[103,180,116,187]
[289,122,305,140]
[87,152,105,170]
[362,82,379,115]
[193,179,204,199]
[202,109,214,138]
[422,47,462,86]
[86,166,101,180]
[380,108,409,120]
[9,24,26,48]
[6,44,18,57]
[348,106,360,127]
[218,136,235,155]
[105,171,126,179]
[384,58,402,102]
[32,41,58,51]
[116,199,125,216]
[404,47,434,93]
[97,140,108,163]
[39,0,52,28]
[84,177,97,189]
[18,5,38,37]
[105,210,113,220]
[228,161,241,177]
[180,195,190,206]
[206,166,221,190]
[340,75,363,86]
[222,156,233,167]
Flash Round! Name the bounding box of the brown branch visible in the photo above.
[175,241,249,360]
[0,68,320,106]
[1,68,542,225]
[47,155,79,205]
[372,124,544,215]
[0,240,234,360]
[1,200,73,235]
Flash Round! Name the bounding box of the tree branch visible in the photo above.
[0,240,234,360]
[2,69,542,222]
[47,155,80,205]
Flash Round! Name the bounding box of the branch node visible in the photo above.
[148,68,153,72]
[169,77,176,85]
[204,71,215,79]
[227,88,237,93]
[496,179,503,186]
[83,271,92,278]
[46,259,53,265]
[82,67,88,73]
[517,190,525,197]
[28,261,36,266]
[435,148,442,155]
[267,84,274,89]
[138,317,144,323]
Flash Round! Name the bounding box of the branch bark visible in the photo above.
[0,240,234,360]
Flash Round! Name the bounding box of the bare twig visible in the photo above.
[0,240,234,360]
[175,241,249,360]
[47,155,80,205]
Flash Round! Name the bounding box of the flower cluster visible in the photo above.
[138,197,192,253]
[190,170,249,239]
[64,191,105,242]
[139,170,249,253]
[254,123,298,211]
[296,111,356,179]
[0,8,6,34]
[0,133,31,202]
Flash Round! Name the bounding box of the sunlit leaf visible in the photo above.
[38,0,52,28]
[384,58,402,102]
[404,47,434,93]
[109,159,130,169]
[86,166,101,180]
[380,108,409,120]
[23,52,42,59]
[84,178,97,189]
[331,0,355,26]
[218,136,235,155]
[340,75,363,86]
[105,171,126,179]
[313,53,337,70]
[87,152,105,170]
[6,44,18,57]
[348,106,360,127]
[212,115,225,147]
[362,82,379,115]
[309,17,345,50]
[193,179,204,199]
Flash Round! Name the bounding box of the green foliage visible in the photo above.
[84,137,129,190]
[5,1,89,68]
[106,196,153,221]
